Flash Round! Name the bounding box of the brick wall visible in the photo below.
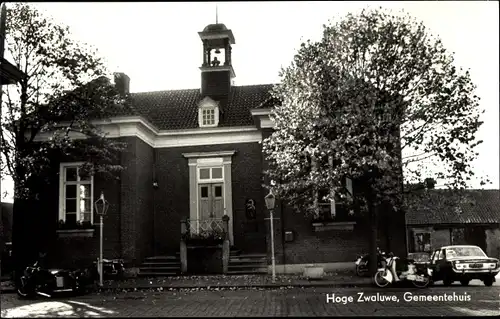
[282,208,370,263]
[260,128,407,264]
[153,142,265,255]
[119,137,155,264]
[201,71,231,97]
[26,136,156,268]
[119,137,138,261]
[135,138,155,261]
[485,228,500,259]
[34,146,123,268]
[432,229,451,249]
[261,128,283,262]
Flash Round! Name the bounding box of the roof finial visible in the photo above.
[216,4,218,24]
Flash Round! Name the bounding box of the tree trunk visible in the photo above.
[369,203,379,275]
[11,197,37,285]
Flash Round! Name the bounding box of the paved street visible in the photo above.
[1,282,499,317]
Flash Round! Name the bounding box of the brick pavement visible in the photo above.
[1,286,499,317]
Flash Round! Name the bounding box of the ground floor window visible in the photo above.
[59,163,94,227]
[415,232,431,252]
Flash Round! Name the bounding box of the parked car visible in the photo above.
[17,259,93,299]
[428,245,499,286]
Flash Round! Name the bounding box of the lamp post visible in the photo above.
[264,190,276,283]
[94,191,109,287]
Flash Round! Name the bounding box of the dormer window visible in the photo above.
[198,97,220,128]
[202,108,216,126]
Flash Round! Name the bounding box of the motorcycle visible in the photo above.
[373,253,432,288]
[93,258,125,279]
[355,248,388,276]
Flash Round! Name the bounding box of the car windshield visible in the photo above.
[445,247,486,258]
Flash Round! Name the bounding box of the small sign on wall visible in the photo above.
[285,231,294,242]
[245,199,256,220]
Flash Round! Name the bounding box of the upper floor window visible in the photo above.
[59,163,94,226]
[198,97,220,128]
[202,108,216,126]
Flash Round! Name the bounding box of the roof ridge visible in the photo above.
[131,83,276,95]
[427,189,499,192]
[232,83,276,87]
[132,88,200,95]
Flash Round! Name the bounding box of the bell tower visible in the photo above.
[198,17,236,98]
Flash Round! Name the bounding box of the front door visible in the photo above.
[199,183,224,219]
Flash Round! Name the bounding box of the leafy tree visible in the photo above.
[263,7,487,274]
[0,3,126,280]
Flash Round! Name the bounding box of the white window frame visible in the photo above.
[198,97,220,128]
[197,166,224,183]
[313,155,353,218]
[58,162,94,225]
[199,107,218,127]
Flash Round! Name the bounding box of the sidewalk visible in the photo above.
[99,272,373,292]
[1,272,373,294]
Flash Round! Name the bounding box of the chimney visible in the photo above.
[114,72,130,96]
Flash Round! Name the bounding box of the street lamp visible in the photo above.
[94,191,109,287]
[265,190,276,283]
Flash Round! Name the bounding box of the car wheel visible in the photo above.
[483,277,494,287]
[460,279,470,286]
[412,275,430,288]
[16,283,35,299]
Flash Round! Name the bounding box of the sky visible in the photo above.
[1,1,499,202]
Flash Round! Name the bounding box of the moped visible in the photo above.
[373,253,432,288]
[355,248,388,276]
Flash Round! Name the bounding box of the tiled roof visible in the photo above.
[127,84,275,130]
[405,189,500,225]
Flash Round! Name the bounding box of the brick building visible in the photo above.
[407,189,500,259]
[32,22,407,275]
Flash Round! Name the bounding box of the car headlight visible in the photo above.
[453,261,463,269]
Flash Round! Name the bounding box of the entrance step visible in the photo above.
[227,268,268,275]
[139,254,181,277]
[228,250,267,275]
[145,256,178,261]
[138,271,178,277]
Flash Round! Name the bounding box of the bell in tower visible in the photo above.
[198,20,236,98]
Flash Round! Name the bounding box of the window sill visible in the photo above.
[56,229,95,238]
[312,221,356,232]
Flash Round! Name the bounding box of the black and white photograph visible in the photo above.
[0,1,499,317]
